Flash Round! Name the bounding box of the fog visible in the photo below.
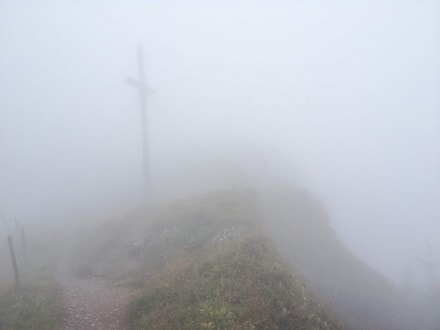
[1,0,439,325]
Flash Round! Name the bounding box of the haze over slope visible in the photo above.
[59,189,344,329]
[258,186,418,329]
[1,0,439,309]
[60,186,422,329]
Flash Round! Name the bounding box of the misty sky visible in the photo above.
[1,0,439,285]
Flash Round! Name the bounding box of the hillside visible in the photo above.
[2,186,421,329]
[258,186,417,329]
[0,185,423,329]
[67,190,343,329]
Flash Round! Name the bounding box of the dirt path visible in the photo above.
[60,277,136,330]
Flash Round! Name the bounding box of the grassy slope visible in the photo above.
[70,190,343,329]
[0,229,64,329]
[0,274,61,330]
[258,186,417,330]
[129,237,340,329]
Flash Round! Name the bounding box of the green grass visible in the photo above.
[64,190,343,328]
[126,191,342,329]
[129,237,341,329]
[0,274,61,330]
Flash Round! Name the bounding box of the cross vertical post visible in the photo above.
[126,45,152,202]
[7,235,20,290]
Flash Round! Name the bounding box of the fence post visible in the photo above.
[7,235,20,289]
[21,225,28,267]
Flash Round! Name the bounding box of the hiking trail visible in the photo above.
[60,277,135,330]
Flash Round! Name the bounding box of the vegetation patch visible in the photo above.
[127,191,342,329]
[0,274,61,330]
[64,190,342,328]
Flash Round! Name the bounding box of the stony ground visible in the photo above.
[60,277,136,330]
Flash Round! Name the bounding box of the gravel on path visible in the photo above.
[60,277,136,330]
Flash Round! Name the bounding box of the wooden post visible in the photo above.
[21,225,27,267]
[137,45,151,196]
[126,45,153,203]
[14,218,20,241]
[7,235,20,289]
